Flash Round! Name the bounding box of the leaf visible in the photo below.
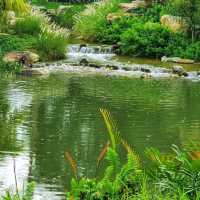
[97,141,110,169]
[65,151,78,180]
[100,108,120,150]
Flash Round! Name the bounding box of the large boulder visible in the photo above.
[119,0,147,12]
[160,15,187,32]
[172,65,188,77]
[161,56,194,64]
[3,51,39,66]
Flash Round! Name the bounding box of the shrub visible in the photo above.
[0,34,37,56]
[14,15,44,36]
[100,16,141,44]
[0,60,23,74]
[54,4,85,29]
[73,0,120,42]
[37,26,69,60]
[184,41,200,61]
[120,22,173,57]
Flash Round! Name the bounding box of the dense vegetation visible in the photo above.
[73,0,200,60]
[0,0,69,69]
[65,109,200,200]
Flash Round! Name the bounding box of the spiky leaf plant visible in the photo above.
[0,0,29,14]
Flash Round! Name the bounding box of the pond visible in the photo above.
[0,72,200,199]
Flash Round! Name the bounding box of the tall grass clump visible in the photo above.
[73,0,120,42]
[14,15,44,36]
[0,0,30,14]
[37,25,69,60]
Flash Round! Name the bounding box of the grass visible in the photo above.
[37,25,69,60]
[73,0,121,41]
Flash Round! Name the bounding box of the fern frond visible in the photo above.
[100,108,121,150]
[121,139,141,170]
[97,141,110,169]
[66,151,78,179]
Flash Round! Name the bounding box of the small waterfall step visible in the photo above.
[68,44,115,55]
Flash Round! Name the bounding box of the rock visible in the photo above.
[89,63,101,69]
[105,65,119,70]
[79,58,89,66]
[172,65,188,76]
[141,67,151,73]
[140,73,152,79]
[119,0,147,12]
[123,66,132,71]
[161,56,194,64]
[46,9,57,16]
[107,12,133,22]
[160,15,187,33]
[111,44,120,54]
[3,51,39,66]
[79,44,87,50]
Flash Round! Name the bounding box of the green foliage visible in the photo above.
[0,0,29,14]
[184,42,200,61]
[54,4,85,29]
[30,0,62,9]
[73,0,120,42]
[0,35,37,56]
[14,15,43,36]
[0,35,36,73]
[0,60,23,74]
[166,0,200,40]
[120,22,173,57]
[66,109,200,200]
[1,182,35,200]
[37,26,69,60]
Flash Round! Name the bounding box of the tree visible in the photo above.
[168,0,200,41]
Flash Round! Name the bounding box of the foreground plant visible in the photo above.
[66,109,200,200]
[2,182,35,200]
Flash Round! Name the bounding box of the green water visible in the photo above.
[0,73,200,199]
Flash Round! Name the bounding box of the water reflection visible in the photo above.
[0,74,200,199]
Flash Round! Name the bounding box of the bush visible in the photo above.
[120,22,172,57]
[184,42,200,61]
[14,15,44,36]
[37,26,69,60]
[54,4,85,29]
[0,35,37,56]
[73,0,120,42]
[0,60,23,74]
[100,16,140,44]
